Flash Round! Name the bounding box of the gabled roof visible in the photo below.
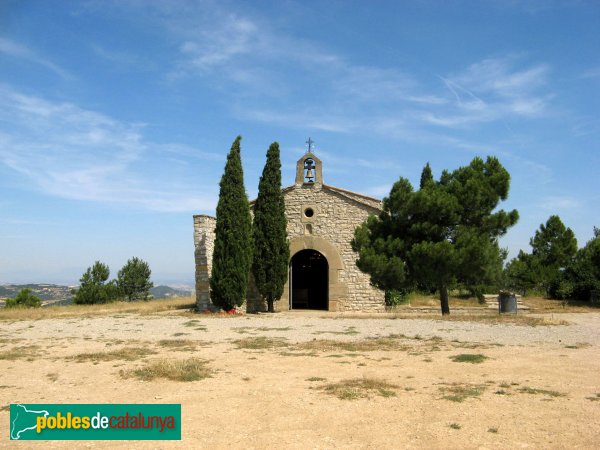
[323,184,381,204]
[250,183,382,212]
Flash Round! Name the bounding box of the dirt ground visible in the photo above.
[1,310,599,449]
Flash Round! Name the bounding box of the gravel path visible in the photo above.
[4,312,599,347]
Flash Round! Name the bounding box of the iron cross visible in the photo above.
[306,137,314,153]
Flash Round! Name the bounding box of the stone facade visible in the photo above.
[194,150,385,312]
[193,215,216,311]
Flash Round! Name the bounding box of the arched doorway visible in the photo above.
[290,250,328,310]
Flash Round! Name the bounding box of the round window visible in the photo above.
[304,207,314,218]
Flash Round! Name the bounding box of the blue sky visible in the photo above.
[1,0,598,286]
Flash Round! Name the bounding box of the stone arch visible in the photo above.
[277,236,347,312]
[290,249,328,310]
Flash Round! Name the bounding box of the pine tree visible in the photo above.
[353,156,518,315]
[565,231,600,301]
[5,288,42,308]
[210,136,253,311]
[73,261,114,304]
[530,215,577,269]
[252,142,289,312]
[117,257,154,301]
[420,162,434,189]
[529,215,577,297]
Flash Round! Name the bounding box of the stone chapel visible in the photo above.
[193,147,386,312]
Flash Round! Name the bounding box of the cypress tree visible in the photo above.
[420,162,434,189]
[252,142,289,312]
[210,136,253,311]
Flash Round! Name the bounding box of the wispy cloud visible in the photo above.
[99,3,557,144]
[581,67,600,79]
[363,184,394,198]
[91,44,156,71]
[424,57,552,128]
[0,37,73,79]
[177,19,552,137]
[571,117,600,137]
[540,195,581,210]
[0,85,217,212]
[178,15,261,72]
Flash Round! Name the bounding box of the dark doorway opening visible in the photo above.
[290,250,328,310]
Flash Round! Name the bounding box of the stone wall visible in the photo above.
[193,181,386,312]
[193,215,216,310]
[277,184,385,312]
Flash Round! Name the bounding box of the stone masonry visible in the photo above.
[194,150,385,312]
[193,215,216,310]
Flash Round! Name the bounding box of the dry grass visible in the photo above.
[312,326,360,336]
[0,296,196,321]
[182,319,207,331]
[296,335,412,353]
[520,297,599,313]
[408,293,486,308]
[156,339,206,351]
[408,294,599,314]
[439,383,487,402]
[255,326,293,332]
[320,377,398,400]
[232,327,257,335]
[450,354,489,364]
[564,342,592,349]
[306,376,327,382]
[71,346,157,363]
[232,326,293,335]
[46,372,59,382]
[233,336,289,349]
[230,334,452,355]
[390,312,570,326]
[123,358,212,382]
[517,386,566,398]
[0,345,43,361]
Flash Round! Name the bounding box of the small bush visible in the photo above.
[450,354,489,364]
[124,358,212,382]
[71,347,156,362]
[385,289,410,307]
[320,378,398,400]
[439,383,486,402]
[517,386,566,397]
[5,289,41,308]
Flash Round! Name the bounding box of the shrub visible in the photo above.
[385,289,410,307]
[5,288,41,308]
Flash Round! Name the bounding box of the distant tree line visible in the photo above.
[504,217,599,303]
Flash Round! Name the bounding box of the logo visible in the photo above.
[10,404,181,440]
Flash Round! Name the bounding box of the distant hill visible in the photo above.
[150,285,192,299]
[0,283,192,306]
[0,284,73,302]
